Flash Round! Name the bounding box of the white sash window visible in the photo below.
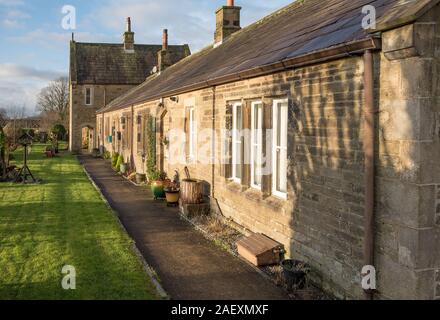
[232,102,242,183]
[251,101,263,189]
[272,99,288,199]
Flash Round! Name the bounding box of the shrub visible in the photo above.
[51,124,67,140]
[111,152,119,167]
[103,151,111,160]
[148,170,167,182]
[115,154,124,172]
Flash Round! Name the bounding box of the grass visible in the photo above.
[0,143,159,300]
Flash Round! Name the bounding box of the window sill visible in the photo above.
[226,180,243,193]
[225,181,287,212]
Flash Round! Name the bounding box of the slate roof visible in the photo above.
[98,0,438,113]
[70,42,191,85]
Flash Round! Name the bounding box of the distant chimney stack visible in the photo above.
[162,29,168,51]
[158,29,172,73]
[123,17,135,52]
[214,0,241,46]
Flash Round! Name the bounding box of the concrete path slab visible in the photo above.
[79,155,288,300]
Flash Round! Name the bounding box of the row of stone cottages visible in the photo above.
[72,0,440,300]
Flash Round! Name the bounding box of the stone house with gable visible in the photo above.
[93,0,440,299]
[69,18,190,152]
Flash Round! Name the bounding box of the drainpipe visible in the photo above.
[363,49,375,300]
[211,86,216,198]
[131,105,134,168]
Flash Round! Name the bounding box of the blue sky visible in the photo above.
[0,0,293,115]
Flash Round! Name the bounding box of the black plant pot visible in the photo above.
[281,259,309,290]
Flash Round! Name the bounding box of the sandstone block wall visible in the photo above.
[96,5,440,299]
[69,84,136,152]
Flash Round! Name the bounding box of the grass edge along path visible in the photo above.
[80,160,168,299]
[0,144,160,300]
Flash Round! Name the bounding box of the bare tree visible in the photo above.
[36,77,69,126]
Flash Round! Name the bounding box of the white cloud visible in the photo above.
[9,29,115,47]
[0,64,65,114]
[0,63,63,81]
[2,18,20,28]
[1,7,30,28]
[89,0,292,51]
[7,9,29,19]
[0,0,24,6]
[0,80,42,115]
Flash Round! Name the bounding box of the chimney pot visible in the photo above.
[162,29,168,51]
[126,17,131,32]
[227,0,234,6]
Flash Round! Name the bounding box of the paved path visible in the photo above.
[79,156,287,300]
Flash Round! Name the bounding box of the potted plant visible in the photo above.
[92,148,100,158]
[45,146,55,158]
[149,170,168,200]
[136,173,146,184]
[111,152,119,168]
[280,259,310,290]
[115,154,124,172]
[164,181,180,207]
[120,162,128,175]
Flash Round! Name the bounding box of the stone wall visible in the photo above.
[69,84,136,152]
[96,6,440,299]
[99,56,367,298]
[374,4,440,299]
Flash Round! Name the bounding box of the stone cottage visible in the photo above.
[68,18,190,152]
[93,0,440,299]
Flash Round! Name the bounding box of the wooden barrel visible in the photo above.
[180,179,204,204]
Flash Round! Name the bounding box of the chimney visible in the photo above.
[162,29,168,51]
[214,0,241,46]
[123,17,135,52]
[157,29,172,73]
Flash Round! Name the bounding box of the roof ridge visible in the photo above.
[97,0,436,113]
[74,42,187,47]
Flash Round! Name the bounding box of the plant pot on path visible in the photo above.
[120,163,127,175]
[136,173,146,184]
[164,182,180,207]
[151,181,166,200]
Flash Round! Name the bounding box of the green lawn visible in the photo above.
[0,144,159,300]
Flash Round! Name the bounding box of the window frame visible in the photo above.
[188,106,195,161]
[272,99,288,199]
[84,87,93,106]
[250,101,263,190]
[231,102,242,184]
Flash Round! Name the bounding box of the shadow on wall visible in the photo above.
[283,54,400,299]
